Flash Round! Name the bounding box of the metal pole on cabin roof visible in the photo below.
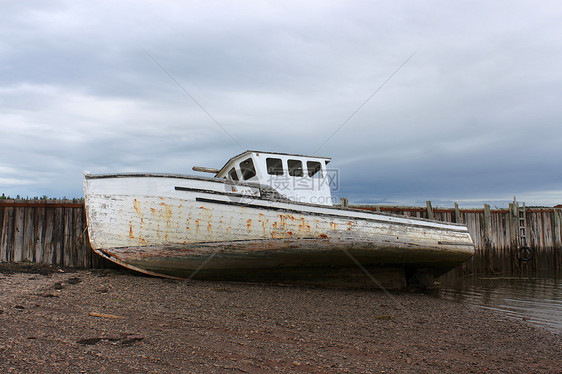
[192,166,220,174]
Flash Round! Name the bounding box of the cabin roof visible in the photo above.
[245,150,331,160]
[216,150,331,176]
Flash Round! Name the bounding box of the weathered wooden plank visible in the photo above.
[426,201,434,220]
[71,208,79,267]
[435,211,453,223]
[72,207,83,267]
[535,211,553,271]
[481,204,492,272]
[553,209,562,271]
[462,212,479,273]
[508,202,519,273]
[554,209,562,249]
[544,212,552,269]
[63,208,73,266]
[530,212,540,249]
[483,204,491,244]
[23,207,35,261]
[34,207,45,263]
[497,211,511,273]
[454,203,462,224]
[42,208,55,263]
[53,207,64,265]
[489,210,501,272]
[1,207,14,262]
[539,212,547,251]
[13,207,24,262]
[0,206,3,248]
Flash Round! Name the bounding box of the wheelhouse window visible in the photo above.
[228,167,239,181]
[239,158,256,180]
[288,159,303,177]
[307,161,322,177]
[266,158,284,175]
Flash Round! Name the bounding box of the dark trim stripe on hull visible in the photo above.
[175,186,259,200]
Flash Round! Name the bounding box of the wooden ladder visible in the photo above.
[518,203,528,247]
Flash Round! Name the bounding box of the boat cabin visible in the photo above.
[215,151,334,206]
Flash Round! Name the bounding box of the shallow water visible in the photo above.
[436,275,562,333]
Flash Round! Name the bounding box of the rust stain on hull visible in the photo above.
[133,199,142,216]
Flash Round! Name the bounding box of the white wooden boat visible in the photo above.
[83,151,474,288]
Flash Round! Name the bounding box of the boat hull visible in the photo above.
[84,173,475,286]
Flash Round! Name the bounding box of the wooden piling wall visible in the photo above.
[1,199,561,275]
[0,200,112,268]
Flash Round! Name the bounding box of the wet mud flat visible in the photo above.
[0,264,560,373]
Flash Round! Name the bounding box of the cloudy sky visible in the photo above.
[1,0,561,207]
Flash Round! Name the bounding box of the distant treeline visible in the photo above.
[1,194,82,200]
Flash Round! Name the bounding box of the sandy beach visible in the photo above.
[0,264,560,373]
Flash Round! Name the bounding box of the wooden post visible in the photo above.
[554,209,561,249]
[74,207,86,268]
[340,197,348,208]
[13,207,24,262]
[509,200,520,273]
[63,207,73,266]
[555,209,562,272]
[483,204,492,272]
[426,201,434,220]
[0,206,3,260]
[483,204,492,242]
[34,206,45,263]
[0,206,3,247]
[1,206,14,262]
[53,205,63,265]
[43,207,54,264]
[454,203,462,224]
[508,202,518,247]
[23,207,35,261]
